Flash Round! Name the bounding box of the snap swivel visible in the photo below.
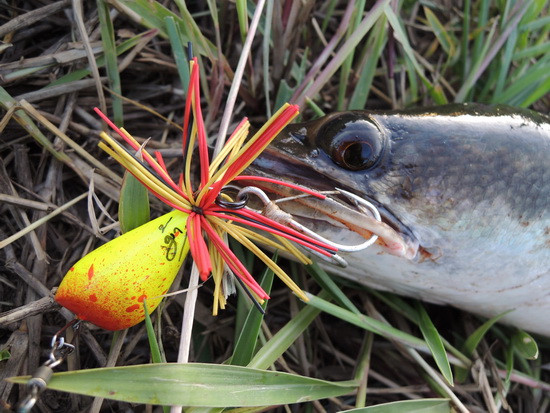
[17,319,81,413]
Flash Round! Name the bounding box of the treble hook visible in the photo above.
[236,186,382,266]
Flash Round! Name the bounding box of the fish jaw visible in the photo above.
[244,153,419,260]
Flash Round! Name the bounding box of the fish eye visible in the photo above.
[317,116,383,171]
[338,141,378,170]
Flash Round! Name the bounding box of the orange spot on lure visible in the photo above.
[55,210,189,331]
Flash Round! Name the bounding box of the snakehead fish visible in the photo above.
[247,103,550,336]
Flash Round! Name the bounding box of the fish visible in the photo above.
[247,103,550,336]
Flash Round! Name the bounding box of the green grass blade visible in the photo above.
[345,398,451,412]
[385,5,445,104]
[457,2,530,102]
[293,0,388,107]
[305,262,360,314]
[337,0,367,110]
[119,172,150,233]
[520,14,550,31]
[143,300,163,364]
[512,331,539,360]
[368,290,419,323]
[114,0,216,60]
[165,16,191,93]
[274,81,295,117]
[368,291,470,369]
[423,7,456,58]
[512,41,550,60]
[247,291,329,370]
[173,0,217,62]
[504,342,514,383]
[455,310,513,383]
[10,364,357,407]
[455,19,496,102]
[491,62,550,104]
[519,74,550,108]
[229,238,256,337]
[492,28,517,100]
[1,64,56,83]
[321,0,339,32]
[305,292,427,349]
[471,0,490,67]
[403,53,420,105]
[463,310,514,357]
[143,304,171,412]
[349,16,387,110]
[109,0,170,37]
[45,69,90,88]
[305,97,326,117]
[235,0,248,44]
[460,0,471,79]
[274,49,309,111]
[415,302,453,386]
[230,253,276,366]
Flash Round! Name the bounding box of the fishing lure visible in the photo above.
[55,57,339,331]
[55,210,189,331]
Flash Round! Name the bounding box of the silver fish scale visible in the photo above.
[376,115,550,231]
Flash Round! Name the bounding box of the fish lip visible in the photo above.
[248,150,420,259]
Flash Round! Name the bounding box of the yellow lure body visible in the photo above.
[56,210,190,331]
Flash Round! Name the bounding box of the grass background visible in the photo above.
[0,0,549,412]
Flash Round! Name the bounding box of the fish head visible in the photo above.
[246,105,550,335]
[248,110,431,262]
[250,105,550,264]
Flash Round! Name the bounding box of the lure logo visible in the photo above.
[160,216,188,262]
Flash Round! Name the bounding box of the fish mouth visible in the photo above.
[245,149,419,260]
